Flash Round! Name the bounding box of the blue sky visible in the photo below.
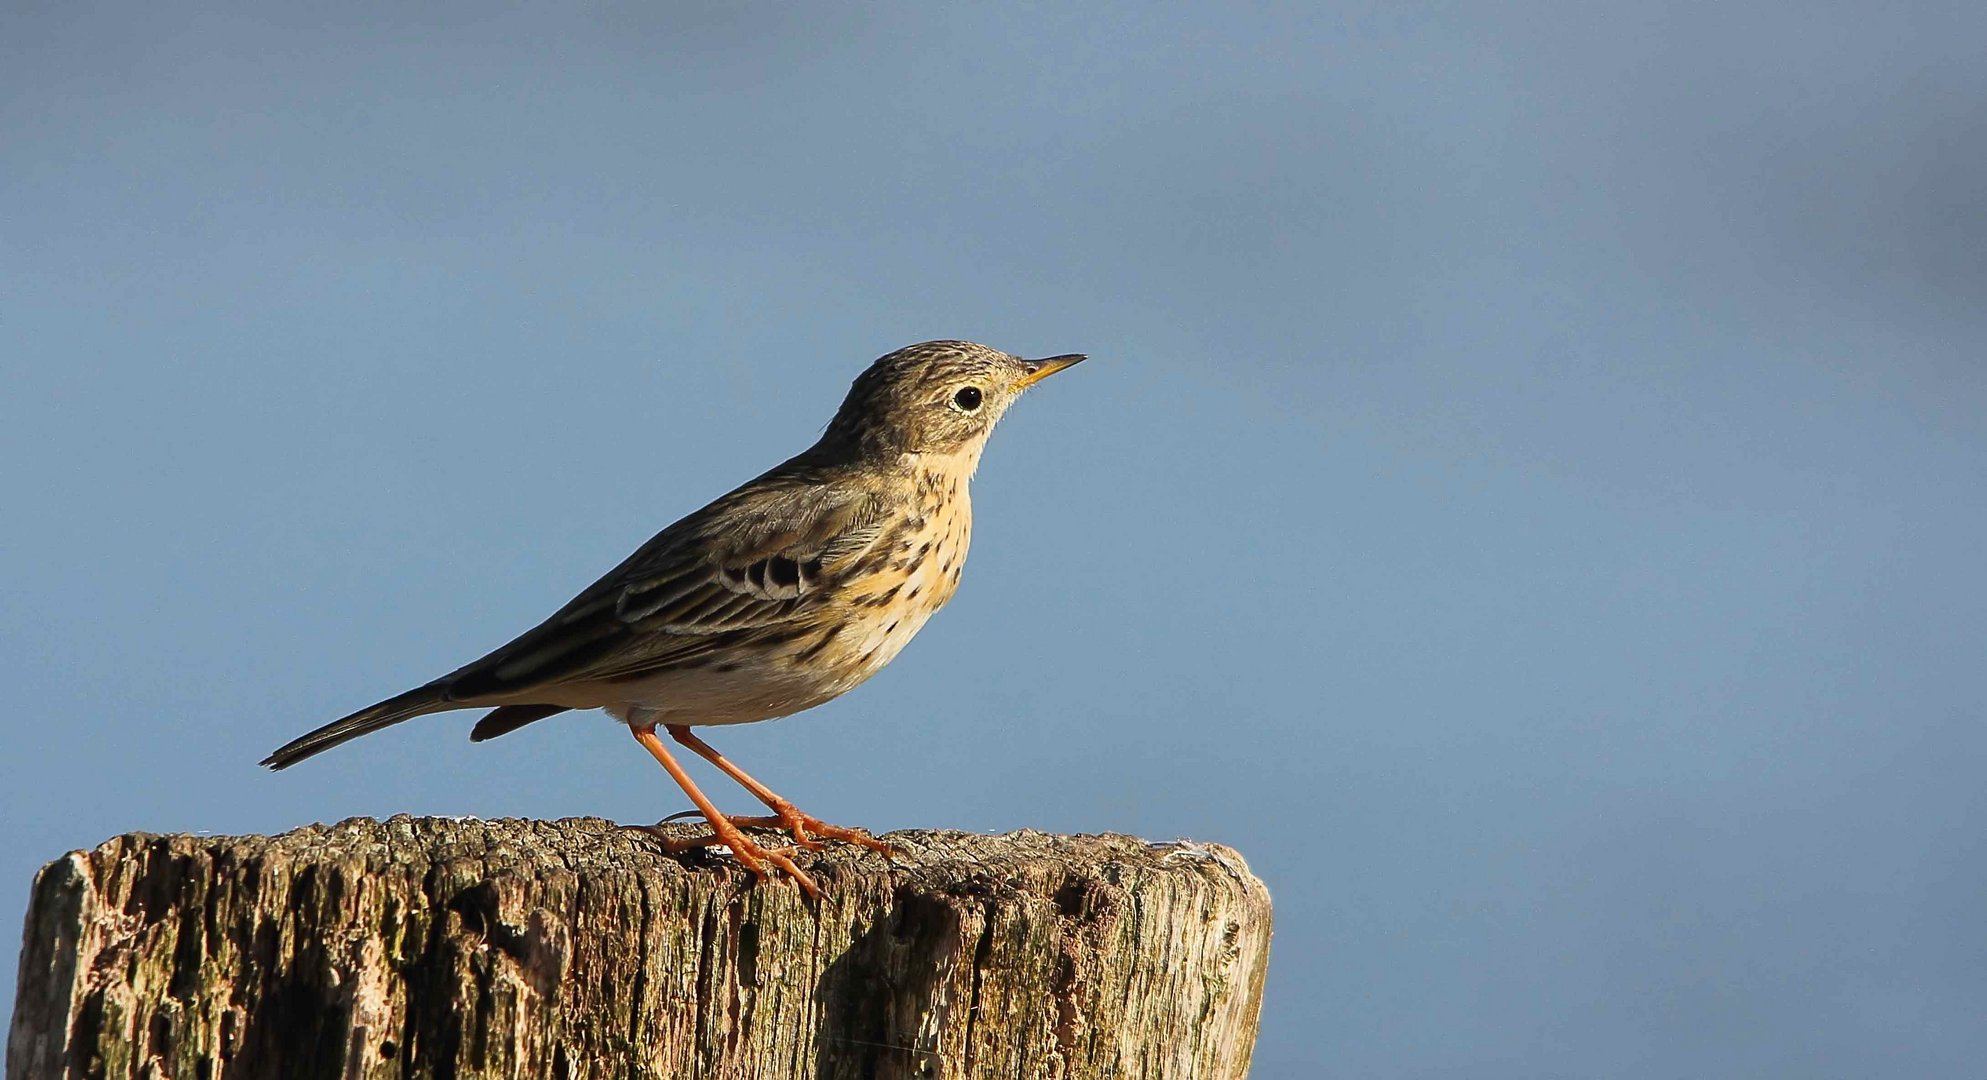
[5,5,1986,1075]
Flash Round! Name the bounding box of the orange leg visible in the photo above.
[627,724,820,898]
[666,724,894,857]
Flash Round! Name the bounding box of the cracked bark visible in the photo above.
[7,817,1271,1080]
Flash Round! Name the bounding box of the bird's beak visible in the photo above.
[1015,353,1086,390]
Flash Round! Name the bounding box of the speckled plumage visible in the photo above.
[264,340,1085,894]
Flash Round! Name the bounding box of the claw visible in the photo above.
[625,819,821,898]
[722,813,824,851]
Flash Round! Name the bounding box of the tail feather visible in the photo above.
[261,685,451,770]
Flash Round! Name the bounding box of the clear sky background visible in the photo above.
[5,5,1985,1076]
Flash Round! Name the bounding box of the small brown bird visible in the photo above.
[264,340,1085,896]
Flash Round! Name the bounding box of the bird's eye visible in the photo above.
[952,386,984,412]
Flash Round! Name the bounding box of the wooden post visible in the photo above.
[8,817,1271,1079]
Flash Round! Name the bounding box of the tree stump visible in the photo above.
[7,817,1271,1079]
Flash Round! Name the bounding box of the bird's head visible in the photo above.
[819,340,1085,462]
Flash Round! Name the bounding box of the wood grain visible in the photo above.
[8,817,1271,1079]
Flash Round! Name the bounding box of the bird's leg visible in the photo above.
[666,724,894,857]
[627,724,821,898]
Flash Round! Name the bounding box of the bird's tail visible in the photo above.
[261,684,450,769]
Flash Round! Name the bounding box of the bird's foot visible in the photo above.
[729,804,895,858]
[629,817,821,899]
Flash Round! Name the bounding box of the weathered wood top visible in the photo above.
[9,816,1271,1080]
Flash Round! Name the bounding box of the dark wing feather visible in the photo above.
[468,703,572,742]
[437,463,887,701]
[263,460,890,768]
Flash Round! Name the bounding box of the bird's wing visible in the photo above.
[439,466,889,701]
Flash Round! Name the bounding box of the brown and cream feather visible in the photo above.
[263,340,1083,769]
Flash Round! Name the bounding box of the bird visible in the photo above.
[263,340,1086,897]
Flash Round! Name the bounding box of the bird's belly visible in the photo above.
[599,600,946,729]
[600,658,848,728]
